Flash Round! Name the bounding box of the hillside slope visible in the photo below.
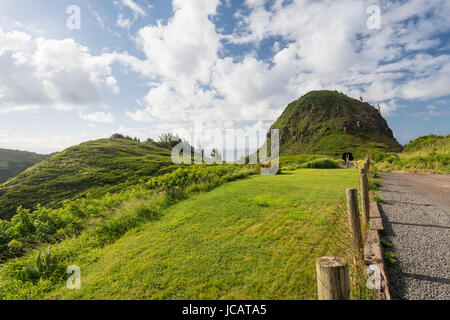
[404,134,450,153]
[0,149,47,184]
[376,134,450,173]
[0,138,174,220]
[270,91,403,158]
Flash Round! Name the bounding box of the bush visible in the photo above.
[0,187,146,262]
[299,158,341,169]
[370,151,390,163]
[385,155,399,164]
[146,165,255,202]
[11,246,65,284]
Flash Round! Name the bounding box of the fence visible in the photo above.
[316,157,391,300]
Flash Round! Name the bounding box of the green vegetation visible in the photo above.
[0,149,47,184]
[375,134,450,174]
[368,179,382,192]
[14,245,65,284]
[299,158,341,169]
[384,251,399,267]
[0,165,253,263]
[271,90,403,158]
[380,239,393,249]
[279,154,324,168]
[2,89,415,300]
[0,138,176,220]
[281,155,342,171]
[0,168,362,300]
[372,194,383,204]
[280,154,329,171]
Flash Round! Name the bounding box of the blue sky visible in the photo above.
[0,0,449,153]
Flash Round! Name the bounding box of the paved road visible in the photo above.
[379,172,450,300]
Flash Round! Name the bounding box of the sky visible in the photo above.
[0,0,449,154]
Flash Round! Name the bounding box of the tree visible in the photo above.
[110,133,140,142]
[157,132,182,148]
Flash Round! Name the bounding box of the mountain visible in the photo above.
[0,149,47,184]
[0,138,175,220]
[270,90,403,158]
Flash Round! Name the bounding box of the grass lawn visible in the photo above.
[45,169,359,300]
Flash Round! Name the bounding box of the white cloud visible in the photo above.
[120,0,146,18]
[0,129,102,154]
[378,100,399,117]
[0,27,120,113]
[3,0,450,142]
[90,7,121,38]
[105,76,120,94]
[136,0,220,84]
[123,0,450,126]
[79,111,115,123]
[117,14,132,30]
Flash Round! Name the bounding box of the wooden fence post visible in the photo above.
[360,168,370,224]
[316,256,350,300]
[364,157,371,175]
[346,188,363,255]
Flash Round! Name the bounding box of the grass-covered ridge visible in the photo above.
[0,168,360,300]
[375,134,450,174]
[0,138,176,220]
[270,90,403,158]
[0,149,47,184]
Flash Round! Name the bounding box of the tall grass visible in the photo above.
[326,203,374,300]
[374,135,450,174]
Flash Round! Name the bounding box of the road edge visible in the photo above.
[363,201,392,300]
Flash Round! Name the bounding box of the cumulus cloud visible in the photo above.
[2,0,450,137]
[0,27,120,113]
[135,0,220,84]
[124,0,450,126]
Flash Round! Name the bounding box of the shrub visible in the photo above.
[384,251,399,267]
[146,165,255,202]
[368,180,382,191]
[370,151,390,163]
[299,158,341,169]
[11,246,65,284]
[0,187,146,262]
[385,155,399,164]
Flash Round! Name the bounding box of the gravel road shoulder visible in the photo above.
[379,172,450,300]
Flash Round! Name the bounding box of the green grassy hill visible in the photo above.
[375,134,450,173]
[0,149,47,184]
[270,91,403,158]
[0,168,363,300]
[0,138,175,220]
